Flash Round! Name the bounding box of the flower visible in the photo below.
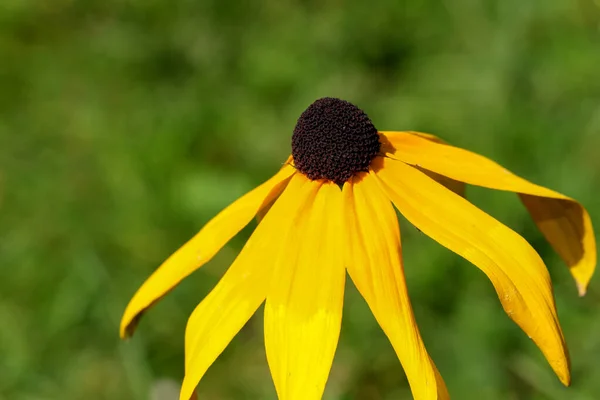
[120,97,596,400]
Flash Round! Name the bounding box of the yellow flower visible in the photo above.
[120,98,596,400]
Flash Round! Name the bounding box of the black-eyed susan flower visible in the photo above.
[120,97,596,400]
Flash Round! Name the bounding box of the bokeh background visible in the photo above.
[1,0,600,399]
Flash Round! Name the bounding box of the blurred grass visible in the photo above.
[1,0,600,399]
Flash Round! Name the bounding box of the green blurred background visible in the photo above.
[1,0,599,399]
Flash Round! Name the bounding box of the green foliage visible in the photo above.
[1,1,599,399]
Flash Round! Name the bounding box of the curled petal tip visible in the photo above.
[560,369,572,387]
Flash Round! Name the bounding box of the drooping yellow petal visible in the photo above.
[264,180,345,400]
[379,132,465,197]
[375,157,571,385]
[519,194,594,296]
[120,164,296,338]
[180,173,313,400]
[343,173,449,400]
[381,131,596,295]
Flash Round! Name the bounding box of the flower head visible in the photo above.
[120,98,596,400]
[292,97,380,183]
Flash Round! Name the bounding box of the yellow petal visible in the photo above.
[120,164,296,338]
[375,157,571,386]
[418,168,466,197]
[180,173,313,400]
[519,194,594,296]
[379,132,465,197]
[381,131,596,295]
[264,180,345,400]
[343,173,449,400]
[256,155,295,224]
